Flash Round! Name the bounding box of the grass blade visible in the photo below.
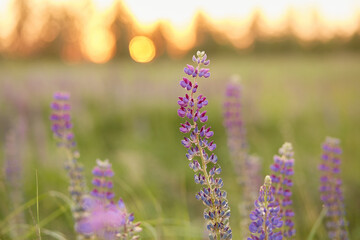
[307,206,327,240]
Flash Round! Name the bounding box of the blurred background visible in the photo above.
[1,0,360,61]
[0,0,360,239]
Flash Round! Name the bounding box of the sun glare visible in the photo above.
[82,28,116,63]
[129,36,156,63]
[92,0,115,11]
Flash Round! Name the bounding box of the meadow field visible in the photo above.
[0,53,360,239]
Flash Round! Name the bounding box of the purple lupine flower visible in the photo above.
[77,159,141,240]
[3,118,27,238]
[223,78,262,239]
[223,77,247,153]
[178,51,232,239]
[248,176,283,240]
[223,78,248,180]
[319,137,348,240]
[90,159,116,202]
[76,198,127,240]
[269,142,295,239]
[50,92,76,149]
[241,154,262,239]
[50,92,88,234]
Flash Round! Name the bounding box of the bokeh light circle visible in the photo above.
[82,28,116,64]
[129,36,156,63]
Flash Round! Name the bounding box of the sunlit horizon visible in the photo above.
[124,0,360,25]
[0,0,360,63]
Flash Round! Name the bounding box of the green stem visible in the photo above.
[36,170,41,240]
[18,204,69,240]
[196,136,220,239]
[191,59,221,239]
[306,207,327,240]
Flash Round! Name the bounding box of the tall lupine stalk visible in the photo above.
[50,92,88,237]
[223,79,247,176]
[223,79,262,239]
[241,155,262,238]
[3,118,27,238]
[223,79,248,186]
[244,155,262,200]
[248,176,283,240]
[269,143,295,239]
[77,159,141,240]
[177,51,232,239]
[319,137,348,240]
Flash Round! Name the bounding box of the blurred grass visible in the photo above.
[0,53,360,239]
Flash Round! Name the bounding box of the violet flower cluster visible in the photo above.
[77,159,141,240]
[319,137,348,240]
[50,92,87,232]
[269,142,295,239]
[223,79,261,239]
[178,51,232,239]
[51,93,140,239]
[248,176,283,240]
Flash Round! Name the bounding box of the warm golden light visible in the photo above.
[0,0,359,60]
[82,28,116,64]
[129,36,156,63]
[92,0,115,10]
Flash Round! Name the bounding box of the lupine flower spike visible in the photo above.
[223,77,247,171]
[223,78,262,239]
[223,78,249,186]
[241,154,262,239]
[178,51,232,239]
[77,159,141,240]
[244,155,262,201]
[3,118,27,238]
[50,92,88,236]
[248,175,283,240]
[319,137,348,240]
[270,142,295,239]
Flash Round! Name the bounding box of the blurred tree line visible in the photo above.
[1,0,360,61]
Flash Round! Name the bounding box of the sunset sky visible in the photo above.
[123,0,360,26]
[124,0,360,50]
[0,0,359,63]
[1,0,359,29]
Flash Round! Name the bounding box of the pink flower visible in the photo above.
[76,198,127,240]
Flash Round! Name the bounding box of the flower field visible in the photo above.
[0,53,360,239]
